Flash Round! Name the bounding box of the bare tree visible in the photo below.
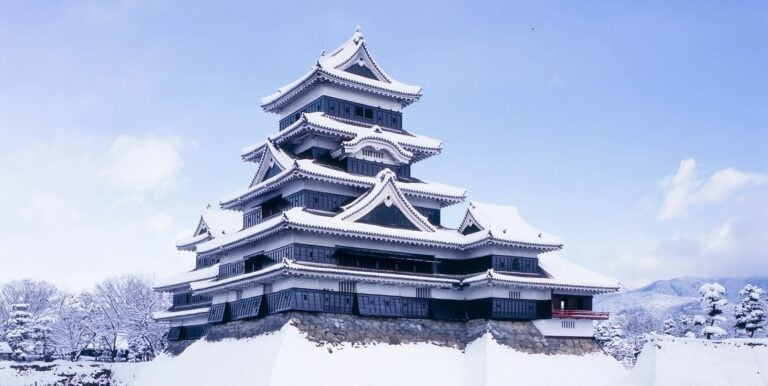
[0,280,61,320]
[50,293,96,360]
[86,275,169,361]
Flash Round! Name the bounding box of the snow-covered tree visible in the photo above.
[0,280,60,321]
[34,316,56,360]
[50,293,96,360]
[662,318,676,335]
[699,282,728,340]
[734,284,766,338]
[3,304,38,361]
[594,320,637,367]
[678,315,694,337]
[86,275,169,361]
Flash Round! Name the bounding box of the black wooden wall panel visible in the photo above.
[207,303,228,323]
[231,297,263,320]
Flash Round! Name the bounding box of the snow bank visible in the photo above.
[135,324,627,386]
[633,336,768,386]
[0,360,148,386]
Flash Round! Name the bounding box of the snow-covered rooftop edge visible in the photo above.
[260,28,422,110]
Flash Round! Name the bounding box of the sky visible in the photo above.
[0,1,765,291]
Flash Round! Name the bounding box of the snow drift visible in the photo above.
[632,335,768,386]
[135,324,627,386]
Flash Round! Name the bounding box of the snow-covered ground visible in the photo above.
[0,360,148,386]
[3,331,766,385]
[632,335,768,386]
[135,324,628,386]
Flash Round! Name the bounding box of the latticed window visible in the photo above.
[362,148,385,159]
[509,291,521,299]
[339,281,357,293]
[416,287,431,299]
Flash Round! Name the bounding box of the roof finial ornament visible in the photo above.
[353,25,364,44]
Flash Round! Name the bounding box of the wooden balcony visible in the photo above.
[551,309,610,320]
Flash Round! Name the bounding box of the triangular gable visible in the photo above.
[344,63,378,80]
[458,210,484,236]
[337,169,435,232]
[193,216,210,237]
[249,142,290,187]
[322,27,391,83]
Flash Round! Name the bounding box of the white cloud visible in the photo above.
[0,130,194,291]
[104,135,185,194]
[145,213,173,234]
[658,158,765,221]
[22,191,79,226]
[602,186,768,287]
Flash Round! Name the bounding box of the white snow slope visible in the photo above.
[135,326,768,386]
[135,324,628,386]
[632,335,768,386]
[0,361,148,386]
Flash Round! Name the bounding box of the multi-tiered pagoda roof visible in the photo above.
[154,28,619,342]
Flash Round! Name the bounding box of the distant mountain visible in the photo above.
[594,276,768,339]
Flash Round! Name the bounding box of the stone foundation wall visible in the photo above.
[175,312,601,356]
[166,339,199,356]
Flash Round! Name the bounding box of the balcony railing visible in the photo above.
[552,309,610,320]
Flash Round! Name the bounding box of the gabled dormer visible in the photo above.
[331,129,414,165]
[458,201,563,250]
[249,141,293,187]
[337,169,435,232]
[176,206,242,251]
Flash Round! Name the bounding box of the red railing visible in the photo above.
[552,309,610,320]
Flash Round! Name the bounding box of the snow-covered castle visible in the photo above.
[153,28,620,342]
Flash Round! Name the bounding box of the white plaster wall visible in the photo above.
[180,315,209,327]
[431,288,467,300]
[552,289,598,296]
[212,294,228,305]
[532,319,594,338]
[243,286,265,298]
[356,283,419,297]
[272,277,339,292]
[169,314,209,328]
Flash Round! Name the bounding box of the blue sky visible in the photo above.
[0,1,765,290]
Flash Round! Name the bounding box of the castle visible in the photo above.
[153,27,620,342]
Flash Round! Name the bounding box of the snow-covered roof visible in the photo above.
[201,207,243,236]
[337,169,436,232]
[260,28,422,112]
[241,113,442,163]
[195,207,560,256]
[459,201,562,247]
[463,253,621,293]
[192,258,458,294]
[152,306,210,322]
[175,206,243,251]
[175,233,211,250]
[220,157,466,209]
[190,257,618,295]
[153,264,221,291]
[0,341,11,354]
